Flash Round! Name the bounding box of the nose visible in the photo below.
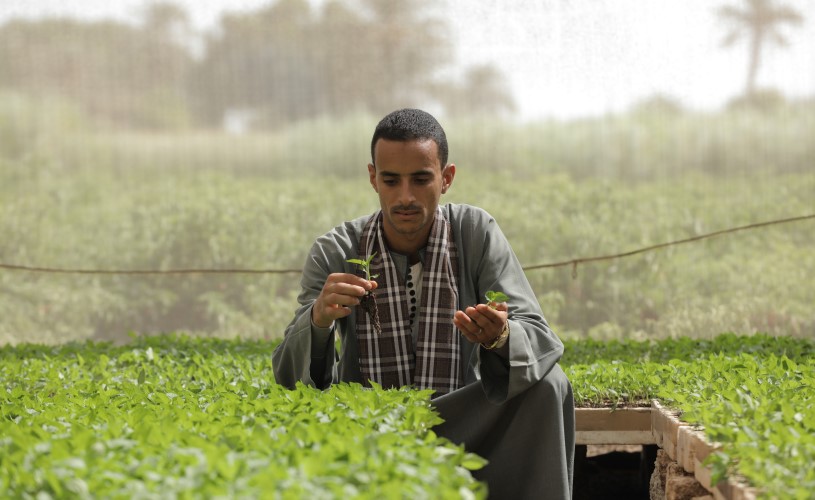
[397,179,416,207]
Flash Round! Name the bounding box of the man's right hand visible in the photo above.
[311,273,377,328]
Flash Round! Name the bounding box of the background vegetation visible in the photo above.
[0,0,813,345]
[1,93,813,344]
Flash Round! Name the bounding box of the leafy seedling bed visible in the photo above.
[562,333,815,499]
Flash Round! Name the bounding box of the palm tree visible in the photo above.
[717,0,803,96]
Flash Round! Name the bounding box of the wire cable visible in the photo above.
[1,214,812,277]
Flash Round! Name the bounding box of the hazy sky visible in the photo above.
[2,0,814,120]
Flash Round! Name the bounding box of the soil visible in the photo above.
[360,291,381,334]
[574,444,658,500]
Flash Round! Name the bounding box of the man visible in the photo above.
[273,108,574,499]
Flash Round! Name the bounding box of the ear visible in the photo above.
[368,163,378,192]
[441,163,456,194]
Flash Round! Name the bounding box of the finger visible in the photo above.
[475,303,508,327]
[454,311,485,343]
[464,306,493,330]
[487,301,509,312]
[313,275,373,328]
[325,274,375,299]
[327,272,374,291]
[319,303,354,319]
[456,322,481,343]
[315,281,370,315]
[312,300,353,328]
[326,282,368,302]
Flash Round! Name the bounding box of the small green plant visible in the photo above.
[485,290,509,308]
[347,253,381,334]
[346,253,379,282]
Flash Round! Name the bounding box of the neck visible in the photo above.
[383,232,425,265]
[381,223,432,264]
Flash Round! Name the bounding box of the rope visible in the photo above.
[1,214,812,276]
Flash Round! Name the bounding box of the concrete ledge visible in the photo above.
[575,406,654,445]
[650,401,757,500]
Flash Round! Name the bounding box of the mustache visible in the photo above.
[391,205,421,213]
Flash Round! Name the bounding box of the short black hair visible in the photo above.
[370,108,449,168]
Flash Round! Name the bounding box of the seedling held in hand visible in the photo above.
[347,253,381,334]
[346,253,379,282]
[485,290,509,309]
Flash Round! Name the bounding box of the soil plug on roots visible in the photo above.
[347,253,382,334]
[360,290,381,334]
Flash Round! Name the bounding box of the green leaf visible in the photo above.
[346,252,379,281]
[461,453,488,471]
[485,290,509,304]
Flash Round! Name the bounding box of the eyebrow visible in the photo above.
[379,169,435,177]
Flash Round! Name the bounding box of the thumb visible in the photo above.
[489,301,509,312]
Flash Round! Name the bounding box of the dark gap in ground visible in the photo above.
[574,445,658,500]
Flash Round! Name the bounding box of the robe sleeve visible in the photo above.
[272,227,357,389]
[461,207,564,403]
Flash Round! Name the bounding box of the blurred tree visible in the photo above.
[0,0,512,130]
[137,1,197,128]
[0,12,195,129]
[139,1,193,46]
[351,0,451,114]
[628,94,685,117]
[726,87,788,111]
[438,64,516,117]
[194,0,455,127]
[192,0,322,127]
[716,0,804,97]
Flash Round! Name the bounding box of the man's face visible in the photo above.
[368,138,455,254]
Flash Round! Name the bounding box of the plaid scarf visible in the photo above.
[355,207,461,395]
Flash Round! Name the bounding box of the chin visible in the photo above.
[387,218,422,236]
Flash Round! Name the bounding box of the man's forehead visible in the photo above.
[372,138,442,168]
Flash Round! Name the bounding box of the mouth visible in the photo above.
[393,209,420,221]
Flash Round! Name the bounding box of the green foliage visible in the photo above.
[562,333,815,367]
[2,165,813,344]
[347,253,379,281]
[484,291,509,305]
[1,100,814,344]
[446,102,815,179]
[4,334,813,497]
[455,170,815,341]
[0,91,90,161]
[563,333,815,498]
[0,335,486,498]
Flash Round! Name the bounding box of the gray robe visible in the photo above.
[273,203,574,499]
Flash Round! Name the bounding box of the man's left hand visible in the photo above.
[454,302,508,345]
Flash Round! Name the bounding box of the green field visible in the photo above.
[1,97,814,344]
[2,334,813,498]
[0,335,486,498]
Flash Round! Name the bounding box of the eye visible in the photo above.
[413,176,431,185]
[383,178,398,186]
